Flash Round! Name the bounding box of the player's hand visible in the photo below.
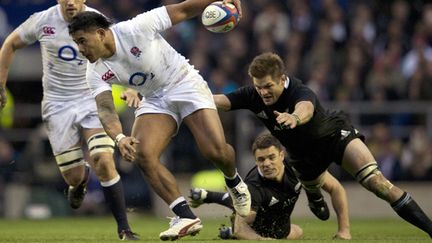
[223,0,242,19]
[120,88,141,108]
[117,136,140,162]
[273,111,298,129]
[0,86,7,110]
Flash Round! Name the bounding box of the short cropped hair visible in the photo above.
[68,11,112,35]
[252,133,284,154]
[248,52,285,80]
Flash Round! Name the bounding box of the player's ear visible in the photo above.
[96,28,106,40]
[280,74,286,83]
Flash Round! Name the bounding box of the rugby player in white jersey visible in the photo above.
[0,0,138,240]
[68,0,251,240]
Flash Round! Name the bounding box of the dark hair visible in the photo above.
[248,52,285,80]
[252,133,284,154]
[68,11,113,35]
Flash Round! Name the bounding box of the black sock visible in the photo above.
[225,173,241,188]
[305,188,323,202]
[204,191,234,210]
[392,192,432,237]
[172,200,197,219]
[102,179,130,232]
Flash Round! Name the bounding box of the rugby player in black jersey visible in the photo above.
[213,52,432,238]
[189,133,352,240]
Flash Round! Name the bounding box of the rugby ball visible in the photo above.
[201,1,239,33]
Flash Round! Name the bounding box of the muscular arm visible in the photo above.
[95,90,123,139]
[166,0,241,26]
[274,100,314,129]
[0,30,28,108]
[321,172,351,239]
[233,211,271,240]
[213,94,232,111]
[292,100,314,125]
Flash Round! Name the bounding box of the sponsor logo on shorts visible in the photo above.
[341,129,351,140]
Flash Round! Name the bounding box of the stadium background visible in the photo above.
[0,0,431,221]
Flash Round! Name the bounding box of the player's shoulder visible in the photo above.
[84,5,101,14]
[244,166,263,185]
[24,4,66,27]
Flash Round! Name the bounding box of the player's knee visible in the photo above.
[87,132,115,157]
[61,166,85,186]
[356,162,393,200]
[55,147,85,173]
[200,143,229,162]
[91,153,116,180]
[134,150,159,175]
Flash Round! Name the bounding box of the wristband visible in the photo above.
[115,133,126,146]
[292,113,301,126]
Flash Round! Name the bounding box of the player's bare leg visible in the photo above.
[342,138,432,238]
[132,114,202,240]
[54,142,89,209]
[321,172,351,240]
[184,108,251,217]
[83,128,137,240]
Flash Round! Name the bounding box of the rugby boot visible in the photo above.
[227,180,251,217]
[308,195,330,220]
[118,229,139,241]
[159,216,203,241]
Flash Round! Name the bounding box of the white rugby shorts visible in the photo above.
[42,96,102,155]
[135,75,216,130]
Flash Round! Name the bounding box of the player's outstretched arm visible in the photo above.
[274,101,314,129]
[213,94,232,111]
[0,30,28,109]
[166,0,242,26]
[321,171,352,240]
[233,211,272,240]
[95,91,139,162]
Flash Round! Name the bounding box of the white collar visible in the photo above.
[284,76,290,89]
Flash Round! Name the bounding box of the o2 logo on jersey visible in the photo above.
[129,72,155,86]
[58,45,84,65]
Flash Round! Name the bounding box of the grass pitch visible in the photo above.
[0,216,429,242]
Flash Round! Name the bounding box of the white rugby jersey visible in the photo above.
[17,5,98,101]
[87,7,199,98]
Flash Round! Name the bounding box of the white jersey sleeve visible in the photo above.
[17,12,44,45]
[86,62,113,97]
[116,7,172,39]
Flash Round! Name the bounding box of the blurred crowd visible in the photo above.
[0,0,432,217]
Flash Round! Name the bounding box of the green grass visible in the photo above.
[0,216,429,242]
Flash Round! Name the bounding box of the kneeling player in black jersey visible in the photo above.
[214,52,432,238]
[189,134,351,240]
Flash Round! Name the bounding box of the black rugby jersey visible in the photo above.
[245,160,301,239]
[226,77,348,158]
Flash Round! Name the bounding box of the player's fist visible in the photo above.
[118,136,140,162]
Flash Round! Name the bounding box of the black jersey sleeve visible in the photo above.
[247,183,267,212]
[225,86,256,110]
[291,83,317,107]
